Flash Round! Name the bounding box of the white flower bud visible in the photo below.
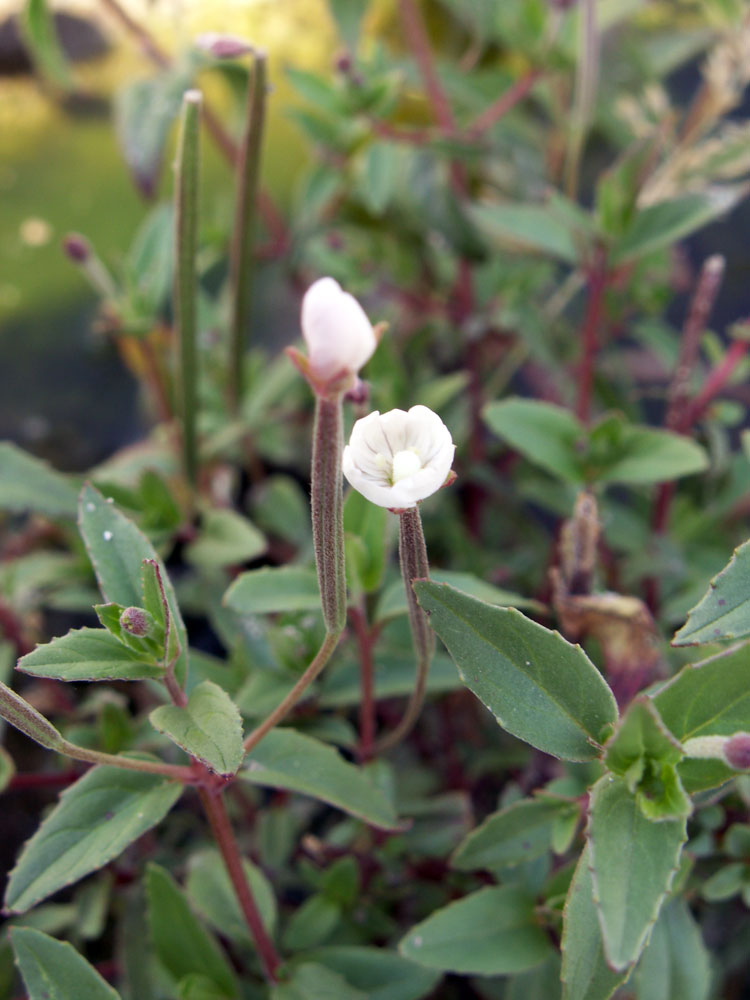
[342,405,455,508]
[301,277,377,383]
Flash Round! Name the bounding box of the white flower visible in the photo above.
[343,405,455,508]
[301,277,377,382]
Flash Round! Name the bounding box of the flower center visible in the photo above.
[391,448,422,484]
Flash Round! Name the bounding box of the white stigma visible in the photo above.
[392,449,422,483]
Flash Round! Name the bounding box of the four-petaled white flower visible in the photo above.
[300,277,377,383]
[343,405,455,509]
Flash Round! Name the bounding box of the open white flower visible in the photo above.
[301,277,377,383]
[343,405,455,508]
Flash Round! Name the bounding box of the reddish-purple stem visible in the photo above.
[576,250,608,424]
[350,605,376,761]
[467,70,542,137]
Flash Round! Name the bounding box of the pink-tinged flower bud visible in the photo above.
[119,607,151,637]
[725,733,750,770]
[195,33,254,59]
[62,233,90,263]
[299,277,377,386]
[343,405,455,509]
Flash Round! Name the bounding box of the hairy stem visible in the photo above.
[174,91,201,489]
[243,630,341,754]
[229,51,268,414]
[198,785,280,982]
[312,395,347,634]
[60,742,194,781]
[375,506,434,754]
[350,604,376,761]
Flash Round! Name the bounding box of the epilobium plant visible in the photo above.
[7,2,750,999]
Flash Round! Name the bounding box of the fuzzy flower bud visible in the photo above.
[343,405,455,509]
[300,277,377,386]
[724,732,750,770]
[119,606,153,638]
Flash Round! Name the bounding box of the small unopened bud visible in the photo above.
[195,33,254,59]
[119,606,152,637]
[725,733,750,770]
[63,233,90,263]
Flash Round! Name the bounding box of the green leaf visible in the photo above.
[78,484,188,684]
[124,202,174,320]
[146,864,238,998]
[114,67,195,198]
[483,399,584,482]
[452,797,577,871]
[414,581,617,760]
[376,569,541,624]
[282,894,341,951]
[176,975,230,1000]
[327,0,370,49]
[0,744,15,792]
[186,848,276,947]
[483,401,708,486]
[318,652,461,707]
[673,539,750,645]
[653,643,750,790]
[0,442,78,517]
[0,679,66,752]
[18,627,164,683]
[150,681,243,776]
[305,947,440,1000]
[399,885,552,975]
[359,142,399,216]
[224,566,321,615]
[603,698,691,821]
[590,421,708,485]
[5,767,183,913]
[241,728,399,830]
[185,510,266,569]
[561,846,628,1000]
[611,188,748,265]
[10,926,121,1000]
[633,898,711,1000]
[700,861,746,901]
[20,0,73,90]
[271,963,365,1000]
[468,201,580,262]
[587,775,687,971]
[344,487,388,595]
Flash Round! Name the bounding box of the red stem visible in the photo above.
[198,785,281,983]
[467,69,542,137]
[400,0,455,132]
[350,605,376,761]
[679,340,748,432]
[8,769,82,791]
[576,250,608,424]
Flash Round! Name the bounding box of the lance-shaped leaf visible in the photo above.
[4,766,183,913]
[399,885,553,975]
[603,698,691,821]
[653,642,750,791]
[78,484,188,684]
[186,848,276,947]
[303,946,441,1000]
[17,627,164,683]
[271,963,365,1000]
[633,897,711,1000]
[414,581,617,761]
[587,775,687,971]
[0,442,78,517]
[673,539,750,645]
[224,566,321,616]
[10,927,121,1000]
[0,679,66,752]
[150,681,244,776]
[452,796,577,871]
[20,0,74,92]
[561,846,629,1000]
[241,728,399,830]
[146,864,238,998]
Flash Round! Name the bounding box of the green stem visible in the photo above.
[375,506,434,753]
[243,630,340,754]
[312,395,347,634]
[174,90,202,488]
[229,51,267,414]
[59,741,194,781]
